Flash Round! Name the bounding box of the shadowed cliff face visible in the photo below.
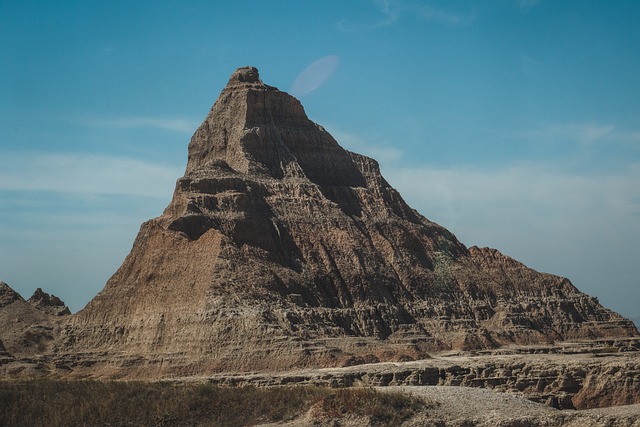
[43,66,637,375]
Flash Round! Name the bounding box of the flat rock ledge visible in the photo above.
[189,340,640,411]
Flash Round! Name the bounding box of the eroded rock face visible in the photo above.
[54,66,637,376]
[0,282,63,357]
[28,288,71,316]
[0,281,22,307]
[203,339,640,410]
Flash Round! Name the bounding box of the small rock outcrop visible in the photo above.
[0,281,22,307]
[28,288,71,316]
[0,282,62,357]
[55,66,637,376]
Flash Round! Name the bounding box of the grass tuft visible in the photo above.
[317,388,425,425]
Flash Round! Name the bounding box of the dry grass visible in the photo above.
[0,379,427,426]
[316,387,425,424]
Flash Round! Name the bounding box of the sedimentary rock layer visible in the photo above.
[204,339,640,410]
[52,66,636,375]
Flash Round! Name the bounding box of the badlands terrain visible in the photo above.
[1,67,638,425]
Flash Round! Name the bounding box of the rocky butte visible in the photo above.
[1,67,638,386]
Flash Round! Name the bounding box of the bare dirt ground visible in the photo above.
[263,386,640,426]
[387,386,640,427]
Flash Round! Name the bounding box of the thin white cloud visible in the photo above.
[374,0,400,26]
[337,0,399,31]
[333,124,640,230]
[338,0,474,32]
[515,0,542,13]
[0,151,182,198]
[493,122,621,148]
[0,152,180,312]
[553,123,615,145]
[385,162,640,230]
[76,116,199,133]
[417,5,474,26]
[327,126,403,163]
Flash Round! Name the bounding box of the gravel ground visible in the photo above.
[382,386,640,427]
[385,385,556,419]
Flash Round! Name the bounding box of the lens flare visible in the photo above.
[289,55,339,98]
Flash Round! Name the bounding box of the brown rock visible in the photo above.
[54,67,637,376]
[200,340,640,409]
[28,288,71,316]
[0,282,61,357]
[0,281,22,307]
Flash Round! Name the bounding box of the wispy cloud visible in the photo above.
[75,116,200,133]
[0,151,181,312]
[336,124,638,237]
[374,0,400,26]
[417,5,474,26]
[338,0,474,32]
[386,162,640,231]
[0,151,182,198]
[515,0,542,13]
[551,123,616,145]
[328,126,403,163]
[493,122,626,149]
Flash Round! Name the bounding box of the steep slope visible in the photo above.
[61,67,636,376]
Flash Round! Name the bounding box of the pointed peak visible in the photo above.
[230,66,260,83]
[28,287,71,316]
[225,66,265,90]
[0,281,24,307]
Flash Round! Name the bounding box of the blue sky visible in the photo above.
[1,1,639,324]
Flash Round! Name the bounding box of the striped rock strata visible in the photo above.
[2,67,637,378]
